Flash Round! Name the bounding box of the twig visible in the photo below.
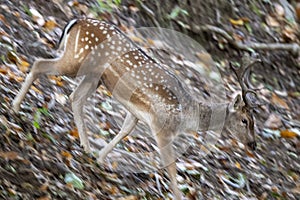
[191,24,300,56]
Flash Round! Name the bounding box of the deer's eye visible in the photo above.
[242,119,248,125]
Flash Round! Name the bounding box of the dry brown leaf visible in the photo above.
[8,71,24,82]
[7,51,19,64]
[108,185,119,195]
[49,76,64,86]
[7,188,17,196]
[31,85,42,94]
[245,149,255,158]
[17,59,30,73]
[128,5,139,13]
[69,0,80,7]
[112,161,118,170]
[61,151,73,160]
[280,130,298,138]
[69,128,79,138]
[229,18,244,26]
[271,93,289,110]
[282,26,297,42]
[99,122,110,131]
[0,66,8,74]
[235,161,241,169]
[44,19,57,31]
[0,14,10,27]
[0,151,19,160]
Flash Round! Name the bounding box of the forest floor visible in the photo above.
[0,0,299,199]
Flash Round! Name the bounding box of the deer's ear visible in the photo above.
[229,94,243,112]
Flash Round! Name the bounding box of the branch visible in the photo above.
[192,24,300,56]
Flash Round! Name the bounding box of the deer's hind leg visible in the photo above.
[97,112,138,163]
[71,75,99,153]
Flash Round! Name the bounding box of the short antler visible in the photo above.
[230,55,261,108]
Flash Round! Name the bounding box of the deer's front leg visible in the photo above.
[156,134,182,200]
[12,58,61,112]
[97,112,138,163]
[72,75,98,153]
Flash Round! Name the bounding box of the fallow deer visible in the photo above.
[12,18,258,199]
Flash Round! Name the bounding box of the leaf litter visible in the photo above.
[0,0,299,200]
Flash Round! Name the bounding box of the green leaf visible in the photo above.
[23,5,32,16]
[42,133,57,144]
[169,6,181,19]
[26,133,34,141]
[244,22,252,34]
[64,172,84,190]
[33,121,40,129]
[168,6,189,19]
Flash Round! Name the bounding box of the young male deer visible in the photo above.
[12,18,258,199]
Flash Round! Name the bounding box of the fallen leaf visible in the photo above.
[7,51,19,64]
[44,18,57,31]
[8,71,24,82]
[31,85,42,94]
[235,161,241,169]
[61,151,73,160]
[0,66,8,74]
[64,172,84,189]
[69,128,79,138]
[0,151,19,160]
[39,183,49,192]
[17,59,30,73]
[128,5,139,13]
[266,15,280,27]
[282,26,297,42]
[229,18,244,26]
[280,130,298,138]
[271,93,289,110]
[7,188,17,196]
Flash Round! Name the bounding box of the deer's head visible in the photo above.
[224,56,260,150]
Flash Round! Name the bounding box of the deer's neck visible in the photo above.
[182,97,228,133]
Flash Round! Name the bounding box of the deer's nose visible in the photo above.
[247,141,257,150]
